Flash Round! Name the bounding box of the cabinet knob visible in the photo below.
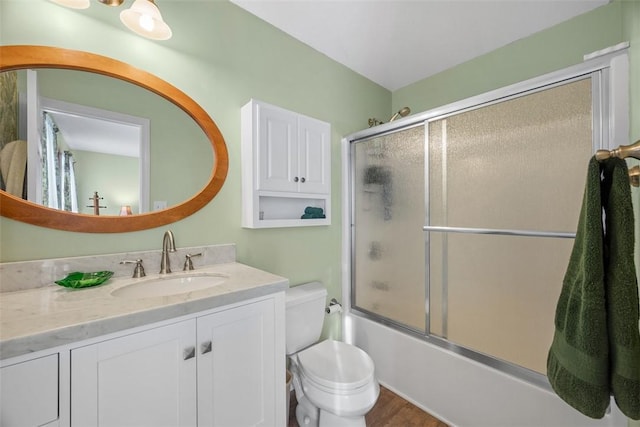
[200,341,212,355]
[300,177,306,183]
[183,346,196,360]
[294,177,299,182]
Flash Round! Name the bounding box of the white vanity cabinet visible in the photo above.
[70,296,283,427]
[71,320,197,426]
[0,353,63,427]
[242,99,331,228]
[197,298,277,426]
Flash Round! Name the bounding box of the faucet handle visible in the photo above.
[183,253,203,271]
[120,259,146,278]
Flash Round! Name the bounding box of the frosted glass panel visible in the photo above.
[429,78,592,232]
[428,77,594,375]
[353,126,426,331]
[429,233,573,374]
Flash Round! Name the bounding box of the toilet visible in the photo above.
[286,282,379,427]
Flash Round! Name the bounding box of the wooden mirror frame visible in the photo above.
[0,45,228,233]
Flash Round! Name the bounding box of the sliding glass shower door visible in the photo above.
[351,76,595,376]
[352,125,426,332]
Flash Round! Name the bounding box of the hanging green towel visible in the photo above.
[602,158,640,420]
[547,157,640,420]
[547,157,609,418]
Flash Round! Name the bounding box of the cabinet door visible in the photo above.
[256,103,299,193]
[197,299,277,427]
[298,116,331,194]
[0,354,59,427]
[71,320,197,427]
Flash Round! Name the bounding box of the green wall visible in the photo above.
[392,1,624,113]
[73,150,139,216]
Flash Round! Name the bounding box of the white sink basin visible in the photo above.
[111,274,227,298]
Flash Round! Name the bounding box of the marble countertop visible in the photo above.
[0,262,288,361]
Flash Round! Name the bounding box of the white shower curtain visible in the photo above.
[60,150,78,213]
[42,112,78,212]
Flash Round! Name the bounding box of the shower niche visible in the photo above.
[241,99,331,228]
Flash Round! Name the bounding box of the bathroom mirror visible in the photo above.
[0,45,229,233]
[8,68,212,216]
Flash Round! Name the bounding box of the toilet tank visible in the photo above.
[285,282,327,355]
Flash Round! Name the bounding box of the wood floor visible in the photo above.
[288,385,448,427]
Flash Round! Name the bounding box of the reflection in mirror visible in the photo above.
[0,45,228,233]
[39,95,148,215]
[1,68,212,216]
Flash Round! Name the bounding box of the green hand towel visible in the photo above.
[547,157,609,419]
[301,213,326,219]
[602,158,640,420]
[547,157,640,420]
[304,207,324,215]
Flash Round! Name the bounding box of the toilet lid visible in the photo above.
[297,340,375,391]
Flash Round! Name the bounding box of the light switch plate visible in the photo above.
[153,201,167,210]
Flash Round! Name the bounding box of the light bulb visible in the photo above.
[138,14,155,32]
[120,0,172,40]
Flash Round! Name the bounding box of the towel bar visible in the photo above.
[595,139,640,161]
[595,140,640,186]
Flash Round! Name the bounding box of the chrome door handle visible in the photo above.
[200,341,212,355]
[183,346,196,360]
[300,177,306,183]
[294,177,299,182]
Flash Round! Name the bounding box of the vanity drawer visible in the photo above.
[0,353,59,427]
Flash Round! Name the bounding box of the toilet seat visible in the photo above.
[297,340,375,392]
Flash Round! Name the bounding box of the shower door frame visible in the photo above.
[343,45,629,389]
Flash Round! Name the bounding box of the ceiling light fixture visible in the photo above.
[120,0,172,40]
[48,0,172,41]
[98,0,124,6]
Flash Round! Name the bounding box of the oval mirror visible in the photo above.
[0,45,229,233]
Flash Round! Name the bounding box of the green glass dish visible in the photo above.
[55,271,114,289]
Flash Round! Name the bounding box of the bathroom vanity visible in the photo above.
[0,249,287,427]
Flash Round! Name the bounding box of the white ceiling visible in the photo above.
[47,110,141,158]
[231,0,609,91]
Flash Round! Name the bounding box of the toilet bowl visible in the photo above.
[285,282,379,427]
[290,339,379,426]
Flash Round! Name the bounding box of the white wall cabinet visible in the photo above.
[70,297,282,427]
[242,99,331,228]
[0,353,61,427]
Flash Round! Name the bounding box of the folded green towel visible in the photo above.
[304,207,324,215]
[547,157,640,420]
[301,213,326,219]
[602,158,640,420]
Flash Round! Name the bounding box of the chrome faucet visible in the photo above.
[159,230,176,274]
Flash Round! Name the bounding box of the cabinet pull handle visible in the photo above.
[300,177,306,183]
[294,177,299,182]
[183,346,196,360]
[201,341,212,355]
